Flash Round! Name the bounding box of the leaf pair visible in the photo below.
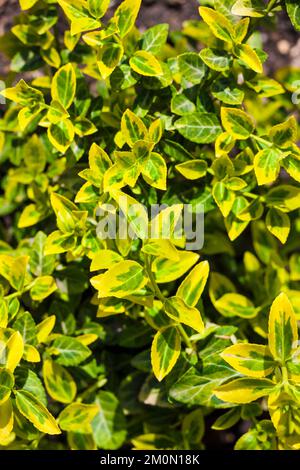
[215,293,298,403]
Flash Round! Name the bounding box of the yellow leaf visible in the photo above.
[234,44,263,74]
[23,344,41,363]
[36,315,56,344]
[176,261,210,307]
[0,399,13,443]
[215,378,275,404]
[221,343,275,377]
[6,331,24,372]
[199,7,234,44]
[130,51,163,77]
[151,327,181,381]
[121,109,149,147]
[268,292,298,362]
[164,296,204,334]
[91,260,148,298]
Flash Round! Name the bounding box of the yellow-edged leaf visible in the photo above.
[268,292,298,362]
[151,326,181,381]
[221,343,275,378]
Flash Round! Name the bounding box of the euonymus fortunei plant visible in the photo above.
[0,0,300,450]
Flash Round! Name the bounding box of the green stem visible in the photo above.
[267,0,280,13]
[78,381,101,402]
[4,292,20,300]
[144,254,193,350]
[177,324,193,349]
[243,192,259,199]
[281,366,289,393]
[144,254,165,304]
[251,134,273,147]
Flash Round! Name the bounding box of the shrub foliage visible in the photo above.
[0,0,300,450]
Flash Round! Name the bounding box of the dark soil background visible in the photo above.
[0,0,300,76]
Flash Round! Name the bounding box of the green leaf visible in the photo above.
[51,336,91,366]
[0,79,44,106]
[88,0,110,19]
[92,391,127,449]
[30,276,57,301]
[110,189,149,238]
[0,398,13,442]
[254,148,281,186]
[169,328,239,408]
[221,107,255,140]
[30,231,55,277]
[23,134,46,172]
[15,390,61,435]
[50,193,77,234]
[268,292,298,363]
[90,250,124,271]
[199,48,231,72]
[212,408,241,431]
[5,332,24,372]
[130,51,163,77]
[142,239,179,261]
[151,326,181,381]
[44,231,76,255]
[47,120,75,153]
[221,343,275,377]
[214,378,275,404]
[68,431,96,450]
[141,153,167,190]
[51,64,76,110]
[171,93,196,116]
[213,181,235,218]
[265,185,300,212]
[175,113,222,144]
[215,293,257,318]
[266,208,290,244]
[212,77,244,105]
[164,296,204,334]
[74,118,97,137]
[142,24,169,55]
[199,7,234,44]
[282,154,300,183]
[153,251,199,284]
[97,42,124,79]
[0,255,29,291]
[0,300,8,329]
[13,311,37,345]
[269,116,297,148]
[175,160,207,180]
[57,0,101,35]
[286,0,300,31]
[234,18,250,43]
[36,316,56,344]
[15,368,47,406]
[176,261,210,307]
[234,44,263,74]
[225,197,250,241]
[58,403,99,432]
[91,261,148,298]
[79,143,112,188]
[43,358,77,404]
[121,109,148,147]
[231,0,265,18]
[114,0,142,38]
[0,369,14,405]
[182,409,205,444]
[178,52,207,85]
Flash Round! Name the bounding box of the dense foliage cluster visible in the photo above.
[0,0,300,450]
